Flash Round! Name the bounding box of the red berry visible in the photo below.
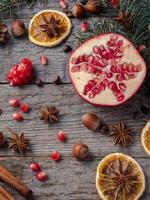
[30,163,41,172]
[111,0,118,8]
[80,21,89,32]
[57,131,67,142]
[60,0,68,9]
[9,98,20,107]
[36,171,48,182]
[51,151,61,161]
[40,55,48,65]
[20,103,29,113]
[13,112,23,121]
[7,58,33,86]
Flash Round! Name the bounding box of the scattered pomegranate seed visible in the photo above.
[111,0,119,8]
[60,0,68,9]
[138,45,146,53]
[13,112,23,121]
[80,21,89,32]
[36,171,48,182]
[20,103,29,113]
[9,98,20,107]
[40,55,48,65]
[51,151,61,161]
[57,131,67,142]
[30,163,41,172]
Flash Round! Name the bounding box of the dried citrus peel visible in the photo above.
[28,10,72,47]
[141,120,150,156]
[96,153,145,200]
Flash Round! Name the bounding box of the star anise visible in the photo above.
[111,122,133,146]
[40,106,59,123]
[8,128,30,154]
[39,14,62,38]
[100,155,142,200]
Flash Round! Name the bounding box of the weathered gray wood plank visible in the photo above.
[0,157,150,200]
[0,84,149,158]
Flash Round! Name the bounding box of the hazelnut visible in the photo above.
[11,20,26,37]
[0,132,5,146]
[85,0,99,14]
[82,113,101,131]
[72,143,89,160]
[72,4,86,18]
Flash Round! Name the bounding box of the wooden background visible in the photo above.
[0,0,150,199]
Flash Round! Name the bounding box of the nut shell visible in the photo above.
[11,20,26,37]
[72,4,86,18]
[85,0,99,14]
[82,113,100,131]
[73,143,89,160]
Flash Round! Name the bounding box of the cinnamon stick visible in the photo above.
[0,165,32,199]
[0,186,15,200]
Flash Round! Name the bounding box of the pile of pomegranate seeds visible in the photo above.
[7,58,33,86]
[9,98,30,121]
[30,163,48,182]
[69,33,146,106]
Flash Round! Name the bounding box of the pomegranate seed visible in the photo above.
[117,40,123,47]
[20,103,29,113]
[9,98,20,107]
[113,89,120,97]
[13,112,23,121]
[108,81,117,90]
[138,45,146,53]
[51,151,61,161]
[116,74,126,81]
[93,46,99,54]
[40,55,48,65]
[110,65,118,73]
[80,21,89,32]
[30,163,41,172]
[119,83,126,91]
[36,171,48,182]
[106,72,113,78]
[111,0,119,9]
[57,131,67,142]
[60,0,68,9]
[117,94,125,102]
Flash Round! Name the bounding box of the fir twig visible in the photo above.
[75,18,133,44]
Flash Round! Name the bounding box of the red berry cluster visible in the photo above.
[9,98,30,121]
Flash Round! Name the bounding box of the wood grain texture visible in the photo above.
[0,0,150,199]
[0,157,150,200]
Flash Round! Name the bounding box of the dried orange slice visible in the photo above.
[141,120,150,155]
[96,153,145,200]
[28,10,71,47]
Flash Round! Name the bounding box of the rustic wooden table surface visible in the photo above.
[0,1,150,199]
